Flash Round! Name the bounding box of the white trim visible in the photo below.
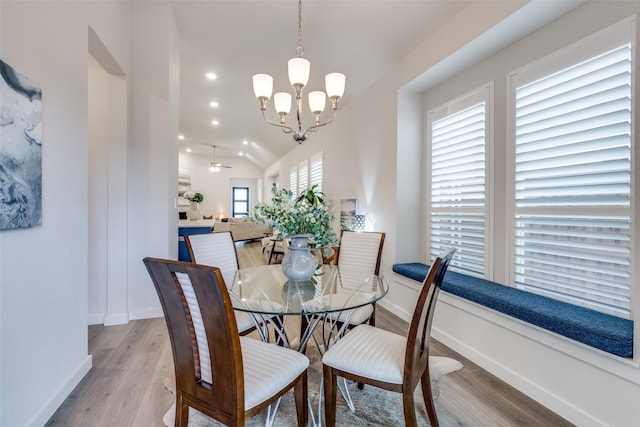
[26,356,92,427]
[426,83,493,278]
[129,307,164,321]
[104,312,130,326]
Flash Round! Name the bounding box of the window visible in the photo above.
[310,151,323,192]
[232,187,249,217]
[298,159,309,192]
[428,85,491,278]
[289,166,298,199]
[289,152,323,197]
[509,26,632,318]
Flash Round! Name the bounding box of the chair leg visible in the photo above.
[323,365,337,427]
[420,369,439,427]
[294,371,308,427]
[176,395,189,427]
[369,303,376,327]
[402,387,418,427]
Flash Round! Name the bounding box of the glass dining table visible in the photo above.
[229,263,388,353]
[230,263,388,426]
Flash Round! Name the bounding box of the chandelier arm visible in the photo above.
[301,110,337,139]
[260,109,295,134]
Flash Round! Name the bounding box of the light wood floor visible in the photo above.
[45,241,574,426]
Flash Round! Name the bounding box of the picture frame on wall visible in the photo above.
[340,198,357,230]
[0,60,43,230]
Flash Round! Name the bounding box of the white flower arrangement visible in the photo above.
[184,191,204,203]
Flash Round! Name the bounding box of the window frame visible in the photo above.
[232,186,250,217]
[426,83,494,279]
[505,19,635,318]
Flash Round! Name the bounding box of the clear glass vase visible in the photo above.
[281,234,316,283]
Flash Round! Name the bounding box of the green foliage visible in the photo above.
[184,191,204,203]
[251,183,338,249]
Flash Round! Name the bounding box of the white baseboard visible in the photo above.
[129,307,164,321]
[378,299,411,323]
[87,313,105,325]
[104,312,130,326]
[27,355,92,427]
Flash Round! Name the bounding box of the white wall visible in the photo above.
[179,152,264,218]
[0,2,130,425]
[127,1,180,322]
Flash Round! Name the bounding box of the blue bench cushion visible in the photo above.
[392,263,633,358]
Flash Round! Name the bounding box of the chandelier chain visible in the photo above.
[296,0,304,57]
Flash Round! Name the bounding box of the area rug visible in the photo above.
[162,343,462,426]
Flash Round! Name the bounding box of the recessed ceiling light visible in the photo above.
[211,120,219,126]
[178,134,185,140]
[210,101,219,108]
[239,152,244,156]
[242,139,249,145]
[186,148,192,153]
[206,72,217,80]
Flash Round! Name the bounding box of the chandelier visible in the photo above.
[252,0,345,143]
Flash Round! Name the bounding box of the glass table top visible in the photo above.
[229,264,388,316]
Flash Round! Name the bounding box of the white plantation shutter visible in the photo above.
[310,151,323,192]
[429,86,489,278]
[298,159,309,192]
[511,38,632,318]
[289,166,298,199]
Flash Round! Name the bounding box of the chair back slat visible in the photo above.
[336,231,385,286]
[404,248,455,384]
[175,272,213,383]
[185,231,239,287]
[143,258,243,416]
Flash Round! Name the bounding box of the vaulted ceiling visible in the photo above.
[173,0,471,169]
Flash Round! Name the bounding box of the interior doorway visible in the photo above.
[87,28,128,326]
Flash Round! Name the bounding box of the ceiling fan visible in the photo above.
[209,145,232,172]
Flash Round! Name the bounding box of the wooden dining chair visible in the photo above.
[143,257,309,427]
[322,248,455,427]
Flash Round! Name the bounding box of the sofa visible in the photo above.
[212,217,271,242]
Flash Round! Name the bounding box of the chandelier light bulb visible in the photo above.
[274,92,292,115]
[252,74,273,99]
[325,73,346,99]
[308,91,326,113]
[288,57,310,88]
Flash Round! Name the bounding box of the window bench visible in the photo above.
[392,263,633,358]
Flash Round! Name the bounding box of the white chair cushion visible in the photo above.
[241,336,309,410]
[235,311,256,334]
[326,304,374,325]
[322,324,406,384]
[315,292,375,325]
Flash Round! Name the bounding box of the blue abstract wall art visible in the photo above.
[0,59,42,230]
